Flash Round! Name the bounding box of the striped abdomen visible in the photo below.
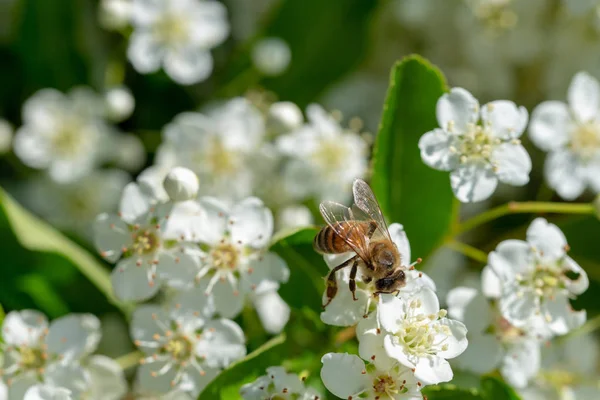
[313,221,372,254]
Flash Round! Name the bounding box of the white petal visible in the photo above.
[529,101,572,151]
[568,71,600,123]
[488,239,532,282]
[320,271,369,327]
[181,365,219,398]
[111,258,160,302]
[229,197,273,248]
[156,252,199,290]
[196,319,246,368]
[46,314,101,360]
[542,292,586,335]
[401,270,436,295]
[320,353,370,398]
[251,290,290,334]
[491,143,531,186]
[545,149,587,200]
[7,374,38,400]
[119,182,152,222]
[446,287,478,321]
[13,128,51,169]
[93,214,131,262]
[450,161,498,203]
[500,289,537,327]
[500,340,541,388]
[358,331,396,371]
[245,252,289,293]
[130,305,169,347]
[526,218,567,261]
[436,88,480,133]
[584,159,600,192]
[462,292,494,335]
[414,356,453,385]
[127,32,163,73]
[163,48,213,85]
[24,385,72,400]
[265,366,304,394]
[418,129,459,171]
[562,256,589,295]
[481,101,528,138]
[137,361,176,394]
[481,265,502,299]
[388,223,410,263]
[170,286,214,321]
[378,296,408,333]
[211,279,244,318]
[2,310,48,346]
[85,355,128,400]
[44,363,90,397]
[197,197,229,245]
[436,319,468,359]
[455,333,502,374]
[383,334,414,369]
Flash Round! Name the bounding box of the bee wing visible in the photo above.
[318,201,372,262]
[352,179,393,243]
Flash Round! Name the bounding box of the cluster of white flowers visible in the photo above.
[447,218,589,390]
[0,310,127,400]
[140,97,368,221]
[10,86,143,239]
[315,204,468,398]
[240,366,320,400]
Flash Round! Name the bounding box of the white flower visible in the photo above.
[163,167,200,202]
[24,385,72,400]
[23,170,130,240]
[240,366,320,400]
[130,298,246,397]
[173,197,290,331]
[277,104,368,203]
[104,86,135,122]
[488,218,588,335]
[529,72,600,199]
[251,37,292,76]
[320,353,422,400]
[93,183,200,301]
[357,288,468,385]
[419,87,531,202]
[320,223,436,327]
[127,0,229,85]
[276,204,314,231]
[13,88,117,183]
[0,311,109,400]
[157,98,265,200]
[446,287,542,388]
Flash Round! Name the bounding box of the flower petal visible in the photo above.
[418,129,459,171]
[545,149,587,200]
[137,360,176,394]
[500,340,541,388]
[229,197,273,248]
[499,288,537,327]
[388,223,410,263]
[127,32,163,74]
[251,290,290,334]
[358,331,396,371]
[46,314,101,360]
[529,101,572,151]
[488,239,532,282]
[455,333,502,374]
[119,182,152,223]
[163,48,213,85]
[526,218,568,261]
[491,143,531,186]
[481,265,502,299]
[450,161,498,203]
[156,251,199,290]
[197,197,229,245]
[320,353,370,399]
[481,100,528,138]
[568,71,600,123]
[24,385,72,400]
[378,296,408,333]
[111,258,160,302]
[436,88,479,133]
[211,279,244,318]
[446,287,478,321]
[245,252,289,293]
[414,355,453,385]
[320,270,369,327]
[2,310,48,346]
[562,256,589,295]
[85,355,128,400]
[195,319,246,368]
[436,319,468,359]
[542,292,586,335]
[44,362,91,398]
[93,214,131,263]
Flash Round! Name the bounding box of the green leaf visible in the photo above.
[481,376,522,400]
[0,188,128,314]
[371,55,453,260]
[270,227,327,312]
[199,333,286,399]
[423,384,483,400]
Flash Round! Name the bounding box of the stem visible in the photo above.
[115,350,143,370]
[455,202,595,235]
[445,240,488,264]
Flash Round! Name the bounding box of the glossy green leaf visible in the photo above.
[481,376,522,400]
[0,188,127,314]
[199,333,286,399]
[270,227,327,312]
[423,384,483,400]
[371,55,453,260]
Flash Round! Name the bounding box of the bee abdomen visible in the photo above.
[314,226,352,254]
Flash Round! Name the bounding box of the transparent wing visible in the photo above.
[352,179,393,242]
[318,201,371,261]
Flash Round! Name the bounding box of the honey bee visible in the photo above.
[314,179,406,308]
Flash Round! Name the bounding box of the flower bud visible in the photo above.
[163,167,199,202]
[251,37,291,76]
[267,102,303,134]
[104,86,135,122]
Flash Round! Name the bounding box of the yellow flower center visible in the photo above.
[18,346,47,370]
[163,336,194,361]
[154,14,189,46]
[130,230,160,256]
[211,244,239,270]
[313,140,346,171]
[570,122,600,161]
[205,139,239,175]
[52,122,85,158]
[372,374,403,399]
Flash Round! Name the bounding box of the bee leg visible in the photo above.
[323,256,355,309]
[349,259,359,301]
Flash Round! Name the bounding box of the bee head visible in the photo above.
[375,268,406,293]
